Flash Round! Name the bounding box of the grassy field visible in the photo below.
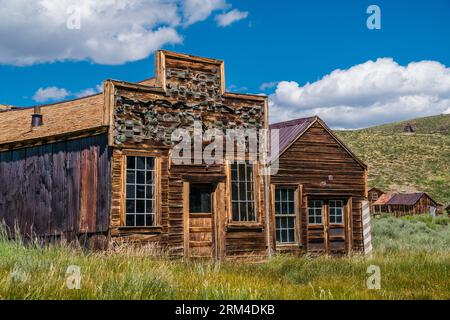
[1,215,450,300]
[337,114,450,205]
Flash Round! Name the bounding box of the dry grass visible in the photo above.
[1,216,450,300]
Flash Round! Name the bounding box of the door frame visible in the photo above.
[183,181,219,259]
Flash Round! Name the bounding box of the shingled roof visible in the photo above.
[0,78,157,148]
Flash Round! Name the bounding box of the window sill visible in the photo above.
[117,226,163,235]
[225,223,264,232]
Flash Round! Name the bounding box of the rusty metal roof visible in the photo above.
[373,193,394,206]
[386,193,435,206]
[269,116,316,158]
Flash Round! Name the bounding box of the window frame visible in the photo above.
[121,151,161,228]
[272,184,302,245]
[328,199,344,225]
[307,198,346,227]
[226,160,260,224]
[308,199,324,225]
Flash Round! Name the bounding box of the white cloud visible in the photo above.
[33,82,103,102]
[33,87,70,103]
[227,84,248,92]
[215,9,249,27]
[0,0,240,66]
[259,81,279,91]
[269,58,450,128]
[182,0,228,26]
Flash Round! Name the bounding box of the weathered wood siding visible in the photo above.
[108,51,269,260]
[0,134,111,238]
[271,122,366,253]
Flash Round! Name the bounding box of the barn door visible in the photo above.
[184,183,217,259]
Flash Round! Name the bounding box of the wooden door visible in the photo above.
[307,198,348,255]
[184,183,216,259]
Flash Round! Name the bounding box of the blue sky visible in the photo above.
[0,0,449,128]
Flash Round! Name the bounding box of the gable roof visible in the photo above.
[386,192,439,206]
[269,116,367,169]
[368,187,384,194]
[373,193,394,206]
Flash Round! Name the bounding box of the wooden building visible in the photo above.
[0,51,369,259]
[268,117,368,255]
[368,187,384,213]
[0,51,270,260]
[373,192,440,216]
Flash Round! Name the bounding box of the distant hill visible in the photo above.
[337,114,450,205]
[361,114,450,135]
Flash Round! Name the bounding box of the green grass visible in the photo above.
[1,215,450,300]
[337,114,450,205]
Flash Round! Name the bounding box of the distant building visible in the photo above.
[368,187,384,213]
[403,123,415,133]
[373,192,440,216]
[446,205,450,215]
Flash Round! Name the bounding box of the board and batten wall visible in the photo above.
[0,134,111,238]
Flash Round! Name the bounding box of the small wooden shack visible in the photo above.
[269,117,368,255]
[368,187,384,213]
[373,192,440,216]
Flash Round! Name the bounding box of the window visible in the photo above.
[275,187,296,243]
[308,200,323,224]
[190,185,212,213]
[231,162,256,221]
[370,192,379,201]
[125,156,156,227]
[329,200,344,224]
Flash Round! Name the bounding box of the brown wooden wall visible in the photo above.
[271,122,367,253]
[108,55,269,259]
[0,134,111,238]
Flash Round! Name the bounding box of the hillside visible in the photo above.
[337,114,450,205]
[361,114,450,135]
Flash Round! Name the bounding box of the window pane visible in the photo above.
[147,157,155,170]
[126,156,135,169]
[146,214,154,227]
[126,215,135,227]
[136,157,145,169]
[135,214,145,227]
[146,200,154,214]
[288,202,295,214]
[136,171,145,184]
[275,202,281,214]
[136,200,145,213]
[126,171,135,184]
[190,185,211,213]
[136,185,145,199]
[126,200,135,214]
[232,202,239,221]
[146,171,154,185]
[126,185,135,199]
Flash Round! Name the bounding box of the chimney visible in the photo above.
[31,106,43,127]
